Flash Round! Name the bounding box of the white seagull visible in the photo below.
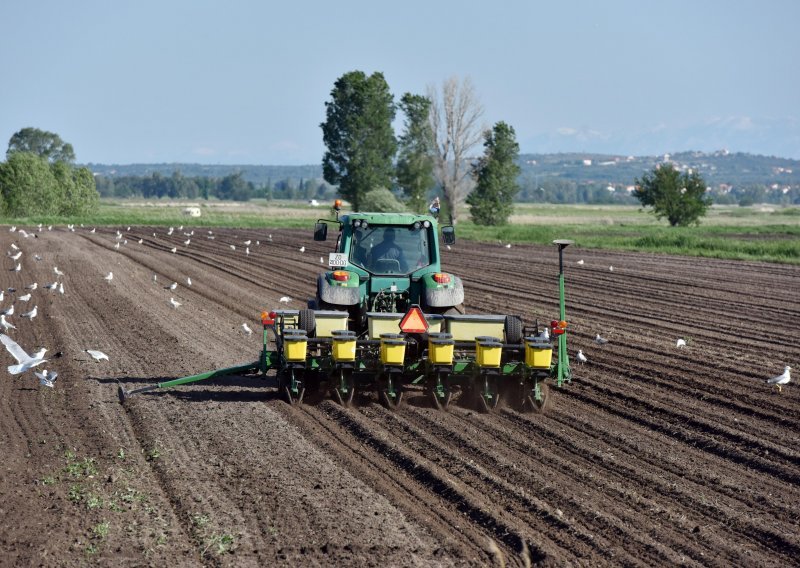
[58,282,64,294]
[229,245,236,251]
[241,323,253,336]
[577,259,585,265]
[11,263,21,272]
[576,349,588,364]
[17,293,31,302]
[1,305,13,317]
[299,246,305,253]
[541,327,550,341]
[85,349,109,362]
[186,277,192,286]
[169,297,181,309]
[676,338,687,348]
[10,251,22,261]
[35,369,58,388]
[54,267,64,276]
[170,247,177,254]
[767,366,791,393]
[104,272,113,282]
[279,296,291,304]
[165,282,178,291]
[44,282,58,291]
[609,266,614,272]
[20,306,37,320]
[0,334,47,375]
[25,283,37,291]
[0,315,16,331]
[595,334,609,345]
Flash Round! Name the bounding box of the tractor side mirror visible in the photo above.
[313,222,328,241]
[441,225,455,245]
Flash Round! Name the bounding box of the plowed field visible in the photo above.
[1,226,798,567]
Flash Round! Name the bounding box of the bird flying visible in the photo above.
[0,334,47,375]
[85,349,109,361]
[35,369,58,388]
[767,366,791,392]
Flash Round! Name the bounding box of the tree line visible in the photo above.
[0,128,99,217]
[94,171,338,202]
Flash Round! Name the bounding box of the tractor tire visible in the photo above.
[504,315,524,344]
[298,309,316,337]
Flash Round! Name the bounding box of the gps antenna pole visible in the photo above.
[553,240,573,387]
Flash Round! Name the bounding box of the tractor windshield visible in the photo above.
[350,225,431,275]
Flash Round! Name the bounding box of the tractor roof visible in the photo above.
[340,212,438,226]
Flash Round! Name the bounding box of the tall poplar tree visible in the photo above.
[467,121,520,226]
[396,93,435,214]
[321,71,396,211]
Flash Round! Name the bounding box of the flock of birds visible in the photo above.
[0,224,793,394]
[1,226,110,388]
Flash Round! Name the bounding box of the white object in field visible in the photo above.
[85,349,109,361]
[1,334,47,375]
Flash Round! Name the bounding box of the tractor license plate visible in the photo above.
[328,253,349,268]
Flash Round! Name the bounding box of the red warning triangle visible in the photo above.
[399,305,429,334]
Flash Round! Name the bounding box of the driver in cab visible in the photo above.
[368,227,407,272]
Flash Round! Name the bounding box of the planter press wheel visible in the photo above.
[524,382,550,414]
[380,389,404,410]
[504,315,524,344]
[279,368,305,405]
[332,369,355,407]
[476,376,501,414]
[298,309,316,337]
[429,371,453,410]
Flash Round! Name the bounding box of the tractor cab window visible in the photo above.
[350,225,431,275]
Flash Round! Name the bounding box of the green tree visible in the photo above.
[0,152,61,216]
[321,71,397,211]
[396,93,435,213]
[7,127,76,163]
[361,187,407,212]
[634,164,712,226]
[466,122,520,226]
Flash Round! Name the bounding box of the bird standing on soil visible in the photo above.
[54,267,64,277]
[279,296,291,304]
[299,246,305,253]
[1,305,13,317]
[11,263,21,272]
[676,338,687,348]
[577,259,584,265]
[169,297,181,309]
[17,293,31,302]
[0,315,15,331]
[170,247,177,254]
[165,282,178,291]
[576,350,588,364]
[241,323,253,336]
[85,349,109,361]
[609,266,614,272]
[186,277,192,286]
[767,366,791,392]
[0,334,47,375]
[20,306,37,320]
[58,282,64,295]
[25,283,37,291]
[44,282,58,291]
[104,272,113,282]
[595,334,609,345]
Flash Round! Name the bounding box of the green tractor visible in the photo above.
[119,203,573,413]
[310,205,464,333]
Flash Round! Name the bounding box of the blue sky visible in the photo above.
[1,0,798,165]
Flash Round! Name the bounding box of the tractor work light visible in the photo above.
[423,220,431,228]
[354,220,361,227]
[332,270,350,282]
[413,221,421,229]
[433,273,450,284]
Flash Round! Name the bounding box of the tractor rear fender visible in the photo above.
[318,273,360,306]
[422,274,464,308]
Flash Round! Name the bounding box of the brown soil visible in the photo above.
[1,226,798,567]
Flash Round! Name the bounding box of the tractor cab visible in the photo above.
[312,208,463,331]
